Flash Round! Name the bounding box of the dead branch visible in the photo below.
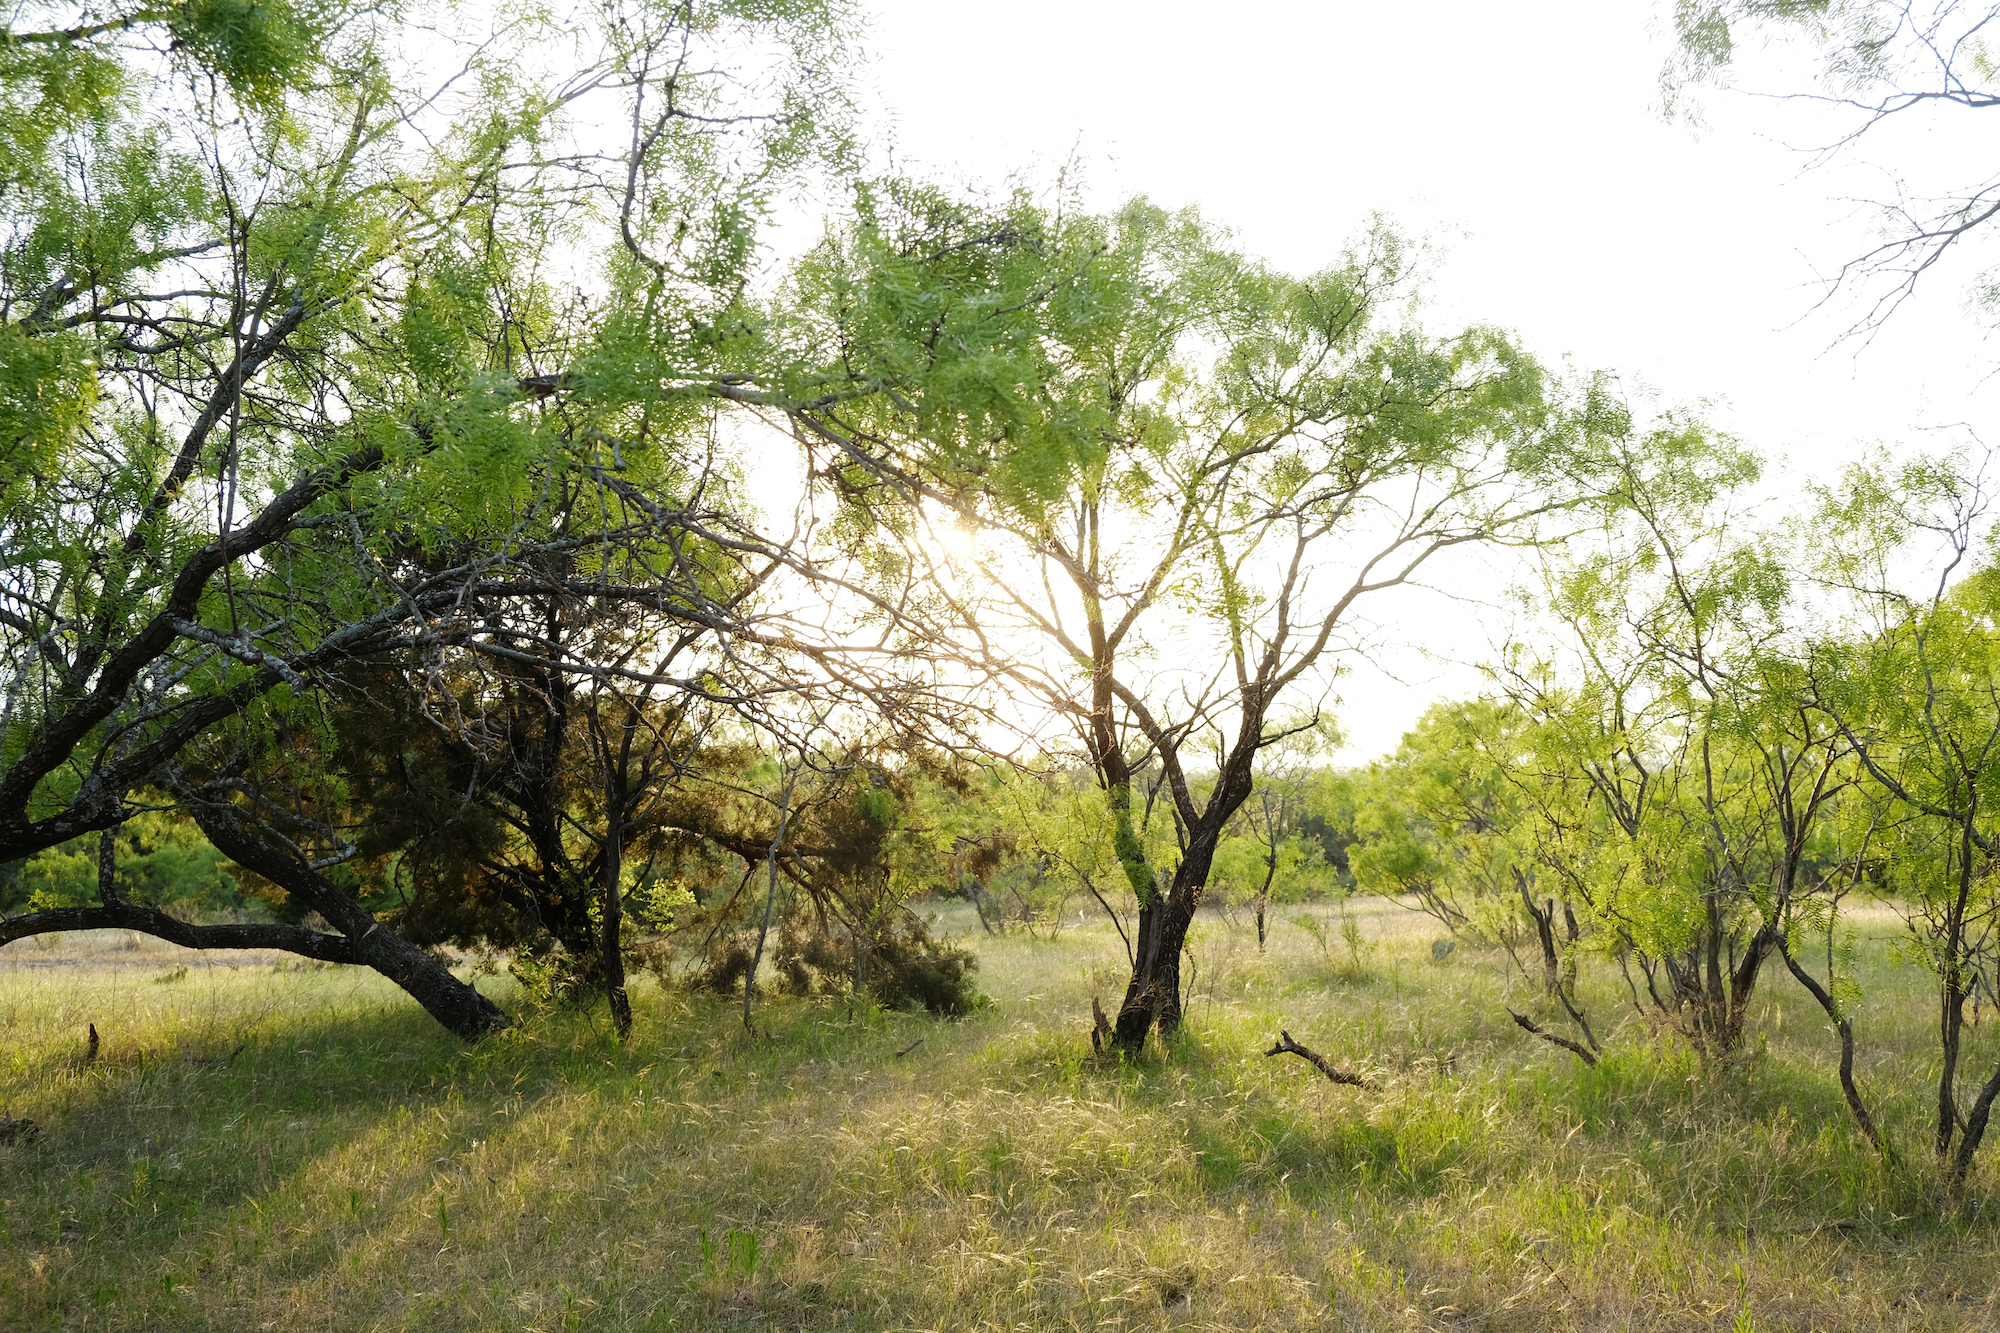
[1090,996,1114,1055]
[1263,1030,1373,1087]
[1506,1008,1598,1066]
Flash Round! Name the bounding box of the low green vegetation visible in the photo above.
[4,900,1997,1332]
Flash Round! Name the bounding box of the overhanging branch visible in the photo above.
[0,903,356,962]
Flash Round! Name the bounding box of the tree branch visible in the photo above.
[1,903,356,961]
[1263,1029,1373,1086]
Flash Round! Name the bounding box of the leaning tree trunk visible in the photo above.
[6,816,511,1042]
[1778,936,1885,1153]
[191,807,510,1041]
[1953,1054,2000,1187]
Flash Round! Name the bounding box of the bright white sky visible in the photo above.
[776,0,2000,762]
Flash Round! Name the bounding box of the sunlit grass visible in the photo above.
[2,900,1997,1330]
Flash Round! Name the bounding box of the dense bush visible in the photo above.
[775,913,981,1017]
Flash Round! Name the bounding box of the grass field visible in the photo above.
[2,898,1998,1331]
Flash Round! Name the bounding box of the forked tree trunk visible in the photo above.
[1717,922,1779,1054]
[1653,909,1777,1057]
[1520,878,1562,996]
[1937,816,1979,1164]
[1107,722,1261,1054]
[1112,812,1233,1053]
[1111,878,1195,1050]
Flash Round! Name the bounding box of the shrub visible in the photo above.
[775,914,981,1017]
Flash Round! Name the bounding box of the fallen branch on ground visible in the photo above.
[1263,1030,1372,1087]
[1507,1008,1598,1066]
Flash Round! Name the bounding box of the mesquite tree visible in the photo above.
[0,0,856,1036]
[1801,447,2000,1182]
[774,189,1624,1052]
[1497,429,1861,1060]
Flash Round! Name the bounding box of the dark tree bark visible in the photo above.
[4,826,510,1043]
[600,763,633,1041]
[4,745,504,1043]
[1520,878,1564,996]
[1253,849,1276,951]
[1936,809,1981,1164]
[2,902,359,963]
[1112,742,1256,1051]
[1954,1057,2000,1187]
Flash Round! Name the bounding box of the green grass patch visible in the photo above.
[2,901,1998,1330]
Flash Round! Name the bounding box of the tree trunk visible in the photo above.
[2,902,360,962]
[601,775,632,1041]
[1939,817,1978,1162]
[744,770,795,1030]
[1702,892,1728,1049]
[1951,1054,2000,1187]
[1721,922,1779,1053]
[1254,848,1277,951]
[1778,936,1884,1153]
[1111,882,1189,1051]
[1112,822,1227,1052]
[959,868,1001,935]
[852,915,870,1017]
[191,805,509,1041]
[1520,876,1561,995]
[98,824,123,903]
[1940,975,1967,1161]
[1106,718,1262,1054]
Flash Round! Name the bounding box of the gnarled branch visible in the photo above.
[1263,1029,1373,1087]
[1506,1008,1598,1066]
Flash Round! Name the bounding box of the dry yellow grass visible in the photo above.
[1,899,1997,1330]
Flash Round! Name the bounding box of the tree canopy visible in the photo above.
[0,0,863,1034]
